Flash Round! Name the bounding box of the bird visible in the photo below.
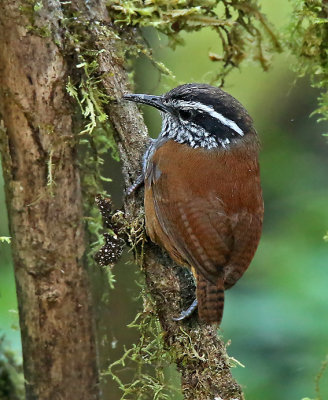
[123,83,264,325]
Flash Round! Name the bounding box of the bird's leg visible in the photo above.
[126,138,156,196]
[126,173,144,196]
[172,298,198,321]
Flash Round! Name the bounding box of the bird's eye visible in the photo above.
[179,109,194,120]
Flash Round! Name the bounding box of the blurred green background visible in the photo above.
[1,0,328,399]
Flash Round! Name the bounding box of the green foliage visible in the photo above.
[0,237,11,244]
[107,0,281,82]
[0,337,24,400]
[288,1,328,122]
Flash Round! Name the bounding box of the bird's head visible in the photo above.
[124,83,256,150]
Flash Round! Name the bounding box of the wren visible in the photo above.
[124,83,264,325]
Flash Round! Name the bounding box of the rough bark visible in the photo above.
[0,2,99,400]
[72,2,245,399]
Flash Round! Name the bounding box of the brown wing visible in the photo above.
[150,170,233,283]
[223,211,263,289]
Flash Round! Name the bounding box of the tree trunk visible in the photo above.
[0,2,99,399]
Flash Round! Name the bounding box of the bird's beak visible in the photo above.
[123,93,168,112]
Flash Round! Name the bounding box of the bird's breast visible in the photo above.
[146,139,261,211]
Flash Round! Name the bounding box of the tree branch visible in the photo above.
[73,2,245,398]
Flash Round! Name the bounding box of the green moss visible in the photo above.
[104,289,178,399]
[33,1,43,12]
[66,58,114,137]
[288,1,328,122]
[107,0,281,81]
[19,0,50,37]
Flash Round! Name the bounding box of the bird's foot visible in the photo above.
[126,173,144,196]
[172,298,198,321]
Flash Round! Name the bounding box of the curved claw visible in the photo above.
[126,174,144,196]
[172,299,198,321]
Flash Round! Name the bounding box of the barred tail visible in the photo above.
[197,273,225,324]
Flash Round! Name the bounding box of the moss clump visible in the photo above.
[288,1,328,122]
[67,58,114,136]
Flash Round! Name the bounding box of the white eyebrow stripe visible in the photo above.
[174,100,244,136]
